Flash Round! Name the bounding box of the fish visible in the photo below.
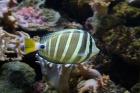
[25,29,100,64]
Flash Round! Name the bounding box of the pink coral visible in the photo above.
[14,7,47,28]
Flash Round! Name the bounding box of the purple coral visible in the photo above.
[14,7,47,28]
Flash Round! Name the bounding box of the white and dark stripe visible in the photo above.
[38,29,99,64]
[68,31,84,63]
[77,32,90,63]
[53,33,63,59]
[60,31,73,63]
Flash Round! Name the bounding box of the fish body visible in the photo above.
[25,29,99,64]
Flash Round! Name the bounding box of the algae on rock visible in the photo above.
[0,61,36,93]
[99,26,140,65]
[113,2,140,26]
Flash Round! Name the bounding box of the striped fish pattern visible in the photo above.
[38,29,99,64]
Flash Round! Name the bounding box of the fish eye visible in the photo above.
[40,45,45,49]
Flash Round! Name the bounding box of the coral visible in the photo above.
[131,83,140,93]
[0,0,17,18]
[42,8,61,26]
[0,81,24,93]
[55,0,93,23]
[113,2,140,26]
[14,7,47,28]
[0,27,30,61]
[100,26,140,64]
[77,74,129,93]
[85,0,114,34]
[127,0,140,7]
[33,80,48,93]
[77,79,99,93]
[113,2,140,18]
[0,61,36,92]
[89,0,112,15]
[17,0,45,8]
[14,7,60,31]
[62,21,83,29]
[98,77,129,93]
[76,64,104,93]
[2,8,18,31]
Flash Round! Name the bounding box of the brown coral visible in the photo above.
[0,27,30,61]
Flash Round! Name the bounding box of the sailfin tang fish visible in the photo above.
[25,29,99,64]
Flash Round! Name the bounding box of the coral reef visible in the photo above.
[17,0,46,8]
[33,80,48,93]
[0,0,17,18]
[113,2,140,26]
[126,0,140,7]
[0,4,30,61]
[98,26,140,65]
[0,61,36,93]
[85,0,113,34]
[77,75,129,93]
[0,0,139,93]
[131,83,140,93]
[0,27,30,61]
[14,7,60,31]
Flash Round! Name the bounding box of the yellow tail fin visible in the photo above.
[25,38,38,54]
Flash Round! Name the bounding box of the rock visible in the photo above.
[127,0,140,7]
[99,80,129,93]
[76,75,129,93]
[131,83,140,93]
[97,26,140,65]
[0,81,24,93]
[46,0,93,23]
[0,61,36,93]
[127,0,140,3]
[113,2,140,26]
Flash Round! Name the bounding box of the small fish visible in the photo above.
[25,29,99,64]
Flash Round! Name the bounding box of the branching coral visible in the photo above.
[0,27,30,61]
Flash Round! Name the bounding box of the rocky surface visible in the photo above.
[0,61,36,93]
[127,0,140,7]
[113,2,140,26]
